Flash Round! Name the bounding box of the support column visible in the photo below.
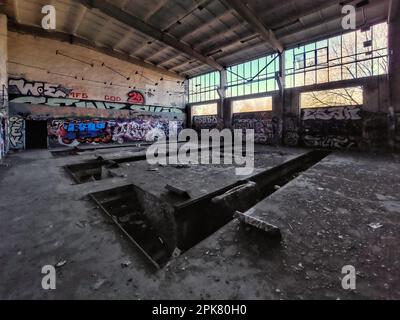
[389,5,400,112]
[0,13,8,159]
[388,3,400,150]
[218,69,229,128]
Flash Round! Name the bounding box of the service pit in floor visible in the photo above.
[85,148,330,268]
[0,145,399,299]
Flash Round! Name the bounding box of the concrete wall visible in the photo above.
[0,14,8,159]
[7,32,185,108]
[6,30,188,150]
[189,75,395,151]
[389,10,400,150]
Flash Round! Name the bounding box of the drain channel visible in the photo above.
[89,150,330,269]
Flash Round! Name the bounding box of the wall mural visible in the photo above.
[9,116,25,150]
[232,111,281,144]
[48,117,183,148]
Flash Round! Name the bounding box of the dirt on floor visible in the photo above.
[0,147,399,299]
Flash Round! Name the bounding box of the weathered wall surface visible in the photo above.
[192,115,222,131]
[6,31,187,150]
[295,106,363,149]
[190,75,394,151]
[7,32,186,109]
[281,76,392,151]
[0,14,8,159]
[232,111,281,145]
[9,103,183,148]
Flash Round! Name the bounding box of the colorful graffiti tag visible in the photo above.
[9,116,25,150]
[48,118,183,147]
[127,90,145,105]
[48,120,112,147]
[233,112,281,144]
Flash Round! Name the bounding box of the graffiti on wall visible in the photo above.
[9,116,25,150]
[48,118,183,147]
[302,106,362,121]
[283,116,299,147]
[233,112,281,144]
[48,120,112,147]
[127,90,145,105]
[0,118,5,159]
[192,115,222,131]
[9,78,72,98]
[281,106,363,149]
[0,108,7,159]
[301,106,362,149]
[9,96,183,114]
[8,78,182,110]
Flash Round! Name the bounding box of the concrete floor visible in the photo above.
[0,145,399,299]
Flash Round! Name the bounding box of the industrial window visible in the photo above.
[285,22,388,88]
[300,86,363,109]
[226,54,279,98]
[191,103,218,116]
[232,96,273,113]
[188,71,220,103]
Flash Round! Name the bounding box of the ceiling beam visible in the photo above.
[7,20,184,80]
[78,0,224,71]
[180,9,235,42]
[70,5,87,35]
[144,0,169,22]
[225,0,283,53]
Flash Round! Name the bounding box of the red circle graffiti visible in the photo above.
[127,90,145,105]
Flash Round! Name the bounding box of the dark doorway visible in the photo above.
[25,120,48,149]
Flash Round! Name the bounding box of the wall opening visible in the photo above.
[232,96,273,113]
[191,103,218,116]
[25,120,48,149]
[300,86,363,109]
